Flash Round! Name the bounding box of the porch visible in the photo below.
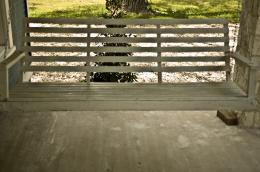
[0,111,260,172]
[1,0,260,171]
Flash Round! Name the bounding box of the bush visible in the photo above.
[90,25,137,82]
[89,1,137,82]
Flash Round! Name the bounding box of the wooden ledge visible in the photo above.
[0,82,257,112]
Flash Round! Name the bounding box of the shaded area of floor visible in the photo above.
[0,111,260,172]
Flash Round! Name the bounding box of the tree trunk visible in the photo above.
[122,0,149,13]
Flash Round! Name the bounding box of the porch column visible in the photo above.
[0,0,14,61]
[0,0,13,101]
[234,0,260,128]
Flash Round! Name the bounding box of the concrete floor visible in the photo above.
[0,111,260,172]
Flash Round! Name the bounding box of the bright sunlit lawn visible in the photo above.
[28,0,240,22]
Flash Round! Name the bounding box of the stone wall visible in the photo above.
[234,0,260,128]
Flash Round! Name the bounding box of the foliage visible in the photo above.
[28,0,105,18]
[90,1,137,82]
[29,5,106,18]
[28,0,240,23]
[105,0,124,17]
[149,0,240,22]
[90,25,137,82]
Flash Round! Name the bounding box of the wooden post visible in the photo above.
[20,18,31,82]
[86,24,91,84]
[247,67,256,99]
[5,0,13,48]
[0,0,15,96]
[0,0,13,46]
[224,23,231,81]
[0,0,14,62]
[157,25,162,83]
[0,64,9,101]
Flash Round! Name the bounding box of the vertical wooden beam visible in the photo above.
[157,25,162,83]
[0,64,9,101]
[224,23,231,81]
[0,4,6,46]
[19,19,28,83]
[0,0,14,63]
[4,0,13,48]
[247,67,256,99]
[86,24,91,84]
[21,18,33,83]
[0,0,13,47]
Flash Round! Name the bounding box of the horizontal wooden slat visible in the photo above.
[24,36,229,43]
[10,84,244,93]
[4,82,256,111]
[26,27,228,34]
[26,56,226,62]
[23,66,227,72]
[14,82,239,88]
[26,27,87,33]
[24,46,229,52]
[26,18,229,25]
[11,87,243,96]
[10,83,245,98]
[24,36,89,43]
[10,93,245,100]
[2,99,256,111]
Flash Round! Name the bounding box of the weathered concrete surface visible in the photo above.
[0,111,260,172]
[234,0,260,127]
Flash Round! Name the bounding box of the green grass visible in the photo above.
[149,0,240,22]
[28,0,105,18]
[28,0,240,22]
[30,5,106,18]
